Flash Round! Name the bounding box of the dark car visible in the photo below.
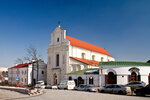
[126,81,146,89]
[74,84,88,91]
[134,84,150,96]
[85,86,98,92]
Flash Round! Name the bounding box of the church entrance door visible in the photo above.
[129,72,137,82]
[149,73,150,84]
[77,77,84,85]
[105,72,117,84]
[53,73,57,85]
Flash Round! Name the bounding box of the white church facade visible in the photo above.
[47,25,115,85]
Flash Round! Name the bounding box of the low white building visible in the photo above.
[66,62,150,86]
[8,60,47,86]
[99,62,150,86]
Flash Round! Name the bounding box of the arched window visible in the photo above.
[92,55,95,60]
[56,54,59,66]
[89,77,94,84]
[57,38,59,42]
[101,57,104,62]
[42,71,44,74]
[82,53,85,59]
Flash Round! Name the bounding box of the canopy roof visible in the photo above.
[99,61,150,66]
[68,68,99,75]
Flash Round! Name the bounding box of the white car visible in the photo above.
[35,84,45,89]
[35,80,45,89]
[45,84,58,89]
[58,80,75,90]
[36,80,45,85]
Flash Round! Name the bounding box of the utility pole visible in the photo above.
[31,61,34,89]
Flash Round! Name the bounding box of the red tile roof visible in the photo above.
[70,57,99,67]
[9,62,32,69]
[66,36,112,57]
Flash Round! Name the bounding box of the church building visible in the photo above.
[47,25,115,85]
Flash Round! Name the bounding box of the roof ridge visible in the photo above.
[10,62,33,69]
[99,61,150,66]
[70,57,99,67]
[66,36,112,57]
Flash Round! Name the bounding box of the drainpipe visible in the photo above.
[86,73,87,85]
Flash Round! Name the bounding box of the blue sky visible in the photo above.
[0,0,150,67]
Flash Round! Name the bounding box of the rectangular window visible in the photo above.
[82,53,85,59]
[56,54,59,66]
[42,71,44,74]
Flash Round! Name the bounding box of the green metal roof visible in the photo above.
[67,68,98,75]
[99,61,150,66]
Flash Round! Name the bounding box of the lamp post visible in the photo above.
[31,61,34,89]
[99,62,103,87]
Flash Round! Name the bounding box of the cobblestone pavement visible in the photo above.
[0,89,150,100]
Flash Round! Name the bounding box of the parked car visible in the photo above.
[45,84,58,89]
[35,84,45,89]
[99,84,131,95]
[36,80,45,85]
[74,84,88,91]
[134,84,150,96]
[35,80,45,89]
[85,86,98,92]
[58,80,75,90]
[126,81,146,89]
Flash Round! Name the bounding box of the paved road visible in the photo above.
[0,89,28,100]
[0,89,150,100]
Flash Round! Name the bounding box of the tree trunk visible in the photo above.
[36,60,39,81]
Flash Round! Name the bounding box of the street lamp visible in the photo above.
[31,60,35,89]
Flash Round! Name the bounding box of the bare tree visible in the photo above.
[15,58,24,64]
[24,45,41,81]
[15,45,41,82]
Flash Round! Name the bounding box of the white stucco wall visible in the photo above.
[69,45,115,62]
[66,74,99,86]
[100,65,150,85]
[8,60,47,86]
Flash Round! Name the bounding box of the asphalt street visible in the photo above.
[0,89,150,100]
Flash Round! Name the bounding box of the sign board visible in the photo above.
[128,67,140,72]
[16,77,19,80]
